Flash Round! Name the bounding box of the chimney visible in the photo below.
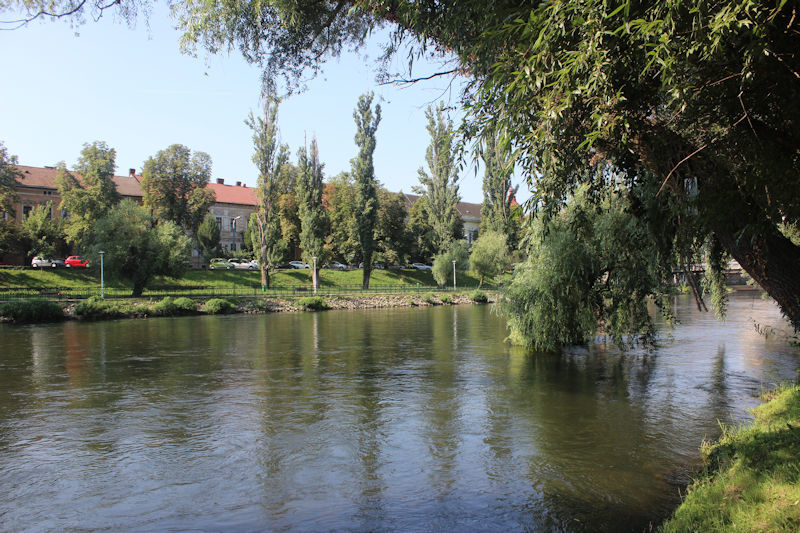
[129,168,136,178]
[236,181,242,187]
[216,178,224,185]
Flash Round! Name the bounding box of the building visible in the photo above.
[3,164,484,264]
[401,193,482,244]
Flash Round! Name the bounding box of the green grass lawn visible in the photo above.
[0,265,507,293]
[661,384,800,532]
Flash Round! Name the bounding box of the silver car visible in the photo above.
[31,256,64,268]
[229,258,258,270]
[411,263,432,271]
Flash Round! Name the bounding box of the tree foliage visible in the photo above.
[87,199,190,297]
[56,141,120,248]
[432,240,469,287]
[20,202,64,259]
[406,195,435,263]
[325,172,360,265]
[196,212,221,261]
[375,187,410,267]
[296,136,328,288]
[415,102,461,255]
[479,133,520,249]
[246,96,289,289]
[140,144,215,238]
[500,185,675,351]
[0,141,20,217]
[351,92,381,288]
[469,230,510,287]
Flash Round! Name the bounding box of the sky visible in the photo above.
[0,6,525,204]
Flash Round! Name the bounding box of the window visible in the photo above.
[230,218,237,230]
[22,205,32,219]
[215,217,222,228]
[230,243,237,252]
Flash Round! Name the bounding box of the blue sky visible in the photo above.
[0,7,525,204]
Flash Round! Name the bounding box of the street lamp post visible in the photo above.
[452,260,457,291]
[99,251,105,299]
[312,256,317,294]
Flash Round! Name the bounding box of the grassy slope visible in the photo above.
[661,384,800,532]
[0,266,506,291]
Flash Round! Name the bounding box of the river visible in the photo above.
[0,292,798,531]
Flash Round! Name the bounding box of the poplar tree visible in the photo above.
[351,92,381,289]
[296,136,328,290]
[415,103,461,255]
[480,133,519,249]
[246,96,289,290]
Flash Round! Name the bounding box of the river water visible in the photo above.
[0,293,798,531]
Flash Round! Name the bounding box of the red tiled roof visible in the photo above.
[207,182,257,206]
[14,165,258,207]
[15,165,144,198]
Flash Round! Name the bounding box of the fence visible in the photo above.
[0,282,485,301]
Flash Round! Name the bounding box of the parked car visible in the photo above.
[229,258,258,270]
[209,258,235,270]
[411,263,432,271]
[288,261,309,269]
[31,257,65,268]
[64,255,89,267]
[323,261,348,270]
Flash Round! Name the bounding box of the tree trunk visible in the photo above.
[712,223,800,329]
[362,254,371,290]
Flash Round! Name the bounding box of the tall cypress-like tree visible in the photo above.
[351,92,381,289]
[296,136,328,290]
[56,141,120,248]
[246,96,289,290]
[480,133,520,249]
[415,103,461,255]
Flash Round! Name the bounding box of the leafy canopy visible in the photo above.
[140,144,215,238]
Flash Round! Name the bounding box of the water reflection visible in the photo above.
[0,293,797,531]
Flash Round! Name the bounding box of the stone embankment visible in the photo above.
[242,293,494,313]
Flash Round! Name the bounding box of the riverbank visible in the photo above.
[661,384,800,532]
[0,291,495,323]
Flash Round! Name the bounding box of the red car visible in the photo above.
[65,255,90,267]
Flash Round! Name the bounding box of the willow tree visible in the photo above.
[246,97,288,291]
[351,92,381,289]
[296,136,328,290]
[415,102,461,255]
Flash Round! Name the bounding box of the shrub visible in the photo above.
[173,297,197,313]
[203,298,236,314]
[150,296,198,316]
[439,294,452,304]
[297,296,328,311]
[75,297,147,320]
[423,292,437,305]
[0,299,64,323]
[432,241,470,287]
[471,290,488,303]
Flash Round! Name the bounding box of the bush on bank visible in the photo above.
[0,299,64,323]
[297,296,329,311]
[203,298,236,314]
[471,290,488,303]
[661,384,800,532]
